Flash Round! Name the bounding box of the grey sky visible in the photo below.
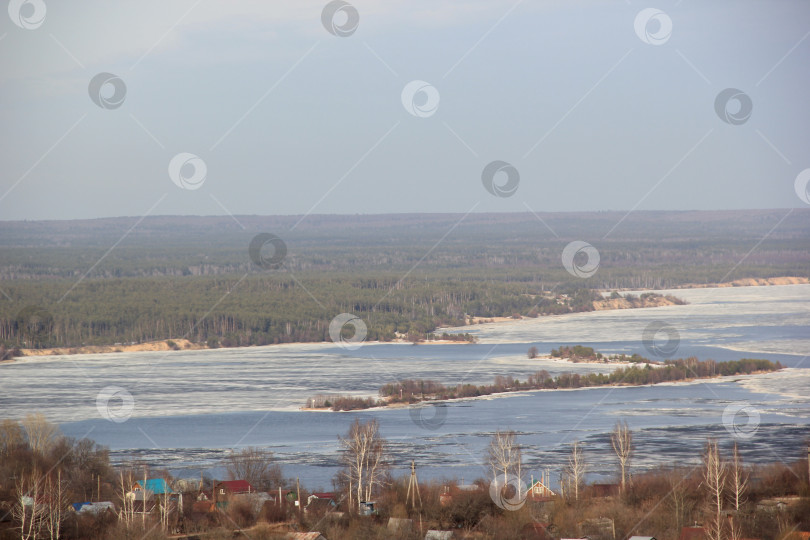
[1,0,809,221]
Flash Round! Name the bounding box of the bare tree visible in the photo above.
[223,447,282,490]
[487,430,523,487]
[0,419,25,456]
[728,442,747,512]
[339,419,388,509]
[610,420,633,493]
[13,469,47,540]
[564,440,586,501]
[727,442,748,540]
[117,469,136,526]
[703,439,727,540]
[21,414,58,456]
[666,468,694,531]
[44,470,68,540]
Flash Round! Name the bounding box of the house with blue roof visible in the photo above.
[133,478,173,495]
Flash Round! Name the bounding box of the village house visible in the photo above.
[679,527,707,540]
[191,500,216,514]
[71,501,116,515]
[127,478,177,514]
[133,478,173,496]
[589,483,620,498]
[527,473,556,501]
[212,479,255,509]
[214,479,254,497]
[305,492,338,513]
[268,488,297,504]
[358,500,377,516]
[438,483,482,506]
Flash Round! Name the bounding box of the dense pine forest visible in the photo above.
[1,210,808,351]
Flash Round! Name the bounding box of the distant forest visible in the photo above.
[1,209,808,350]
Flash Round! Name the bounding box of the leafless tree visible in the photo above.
[117,469,136,526]
[1,419,25,456]
[44,470,68,540]
[703,439,726,540]
[158,471,171,531]
[339,419,388,509]
[666,468,694,531]
[564,440,586,501]
[223,447,282,490]
[13,469,47,540]
[21,414,58,456]
[610,420,633,493]
[727,442,748,540]
[728,442,747,512]
[487,430,522,486]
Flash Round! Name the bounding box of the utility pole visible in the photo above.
[296,477,301,517]
[406,460,422,509]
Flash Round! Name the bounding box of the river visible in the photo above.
[1,284,808,489]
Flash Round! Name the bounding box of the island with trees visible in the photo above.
[304,352,782,411]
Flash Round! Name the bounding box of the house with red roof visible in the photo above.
[215,480,254,496]
[679,527,706,540]
[213,480,255,509]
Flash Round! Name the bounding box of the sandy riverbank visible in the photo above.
[12,277,806,360]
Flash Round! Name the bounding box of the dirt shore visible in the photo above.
[12,276,807,359]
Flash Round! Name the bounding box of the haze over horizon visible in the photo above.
[2,0,810,222]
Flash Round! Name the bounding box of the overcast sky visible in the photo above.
[1,0,809,221]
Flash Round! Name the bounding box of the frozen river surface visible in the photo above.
[1,284,808,488]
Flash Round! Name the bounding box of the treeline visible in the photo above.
[2,211,808,282]
[0,277,603,350]
[304,395,382,411]
[1,209,808,352]
[550,345,652,364]
[606,291,688,305]
[304,356,781,411]
[373,357,781,408]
